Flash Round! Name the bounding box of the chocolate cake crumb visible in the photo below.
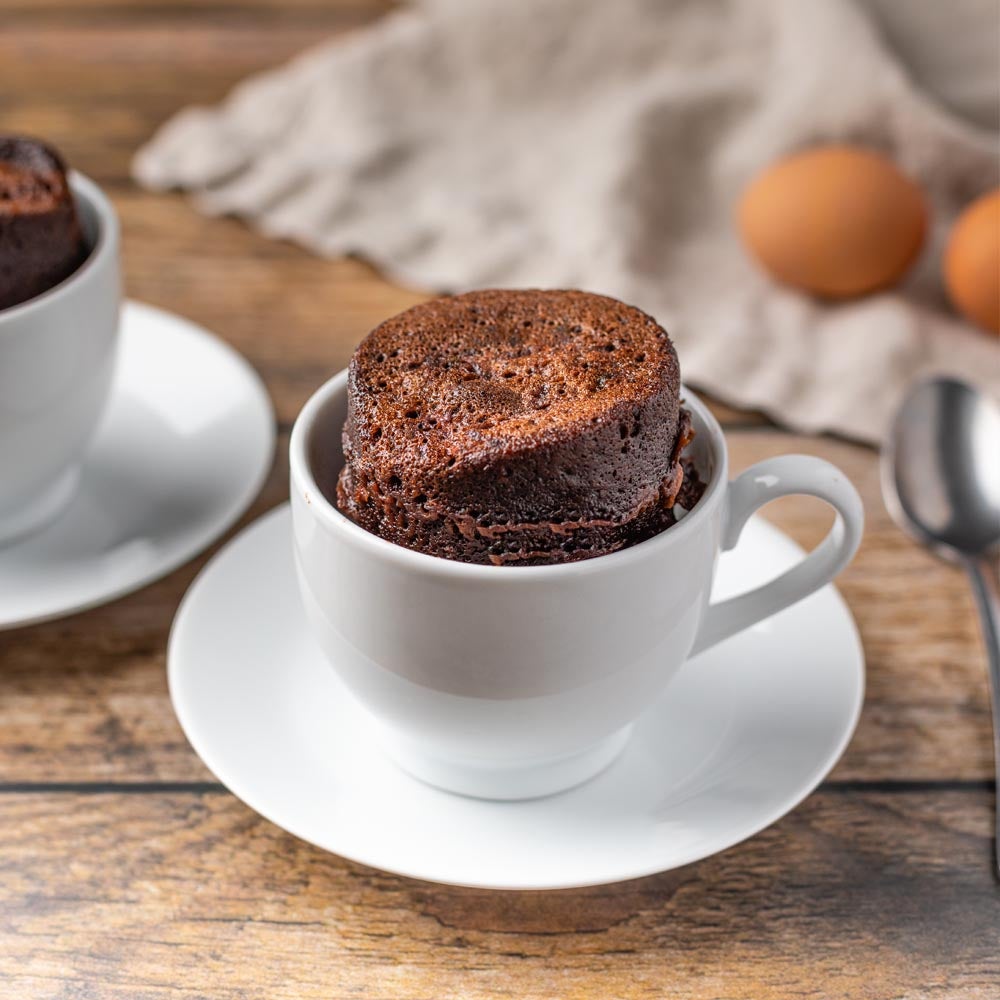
[335,289,703,565]
[0,136,87,310]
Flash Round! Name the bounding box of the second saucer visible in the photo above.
[0,301,275,630]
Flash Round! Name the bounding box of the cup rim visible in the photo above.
[290,368,729,579]
[0,170,119,327]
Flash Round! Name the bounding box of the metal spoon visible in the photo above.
[882,376,1000,877]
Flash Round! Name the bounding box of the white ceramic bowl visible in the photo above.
[290,371,863,799]
[0,172,120,545]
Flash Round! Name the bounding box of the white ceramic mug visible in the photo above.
[0,172,121,545]
[290,371,864,800]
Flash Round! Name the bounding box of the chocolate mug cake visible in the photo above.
[0,136,88,310]
[335,289,703,565]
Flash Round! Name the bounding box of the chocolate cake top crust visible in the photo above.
[0,136,87,310]
[348,289,679,472]
[335,289,698,565]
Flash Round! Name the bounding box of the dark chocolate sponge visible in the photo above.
[0,136,87,310]
[334,289,701,565]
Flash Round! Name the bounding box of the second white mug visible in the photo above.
[0,172,120,545]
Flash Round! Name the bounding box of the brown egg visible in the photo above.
[738,145,927,298]
[944,188,999,335]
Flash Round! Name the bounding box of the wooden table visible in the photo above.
[2,3,997,997]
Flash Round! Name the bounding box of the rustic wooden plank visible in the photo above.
[0,789,995,999]
[0,1,391,186]
[0,431,991,784]
[0,0,390,31]
[2,0,386,10]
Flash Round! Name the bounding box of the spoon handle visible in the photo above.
[965,554,1000,880]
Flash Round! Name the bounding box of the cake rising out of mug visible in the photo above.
[334,289,704,565]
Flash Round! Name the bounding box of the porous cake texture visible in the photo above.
[0,136,87,310]
[336,289,700,565]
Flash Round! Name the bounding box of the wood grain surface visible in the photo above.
[0,3,997,998]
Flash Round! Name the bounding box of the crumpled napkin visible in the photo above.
[134,0,1000,443]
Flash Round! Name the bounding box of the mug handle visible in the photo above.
[690,455,864,657]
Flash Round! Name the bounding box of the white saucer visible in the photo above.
[0,301,274,630]
[169,504,864,890]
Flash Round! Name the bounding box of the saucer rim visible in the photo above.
[168,503,865,890]
[0,300,276,630]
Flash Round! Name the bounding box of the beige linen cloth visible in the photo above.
[134,0,1000,443]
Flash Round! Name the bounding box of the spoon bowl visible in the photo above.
[882,375,1000,880]
[882,377,1000,560]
